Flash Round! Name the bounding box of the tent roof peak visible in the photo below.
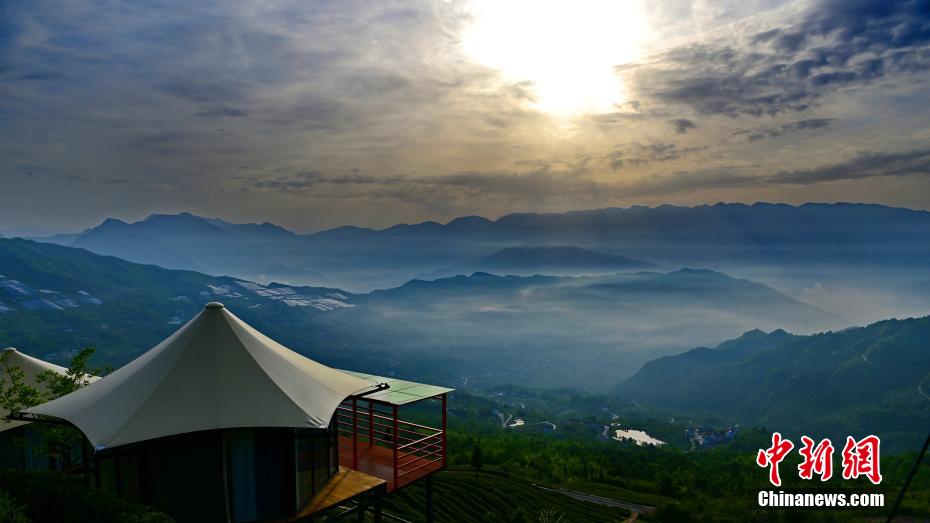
[26,305,375,449]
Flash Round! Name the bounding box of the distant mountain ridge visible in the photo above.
[26,203,930,293]
[33,202,930,241]
[310,202,930,241]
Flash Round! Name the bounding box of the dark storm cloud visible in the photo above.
[628,0,930,117]
[733,118,833,141]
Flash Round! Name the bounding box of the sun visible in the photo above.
[461,0,649,116]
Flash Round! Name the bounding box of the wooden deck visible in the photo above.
[338,435,443,491]
[282,466,386,521]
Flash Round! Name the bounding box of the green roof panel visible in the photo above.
[340,370,454,406]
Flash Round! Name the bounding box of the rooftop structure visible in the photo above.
[15,302,451,522]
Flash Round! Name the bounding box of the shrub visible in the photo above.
[0,471,173,523]
[0,489,29,523]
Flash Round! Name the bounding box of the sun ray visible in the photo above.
[461,0,650,116]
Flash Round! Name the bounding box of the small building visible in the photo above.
[21,302,451,522]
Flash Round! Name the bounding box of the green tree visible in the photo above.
[0,348,106,461]
[0,366,40,423]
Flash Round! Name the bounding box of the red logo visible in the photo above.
[798,436,834,481]
[757,433,882,486]
[841,435,882,485]
[756,432,794,486]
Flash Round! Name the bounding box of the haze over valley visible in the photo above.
[5,202,930,392]
[27,203,930,326]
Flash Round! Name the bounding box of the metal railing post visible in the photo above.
[441,393,447,468]
[392,404,399,490]
[369,399,375,447]
[352,397,358,470]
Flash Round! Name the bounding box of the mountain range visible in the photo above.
[615,320,930,452]
[26,204,930,304]
[0,238,840,389]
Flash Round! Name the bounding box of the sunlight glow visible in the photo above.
[461,0,650,116]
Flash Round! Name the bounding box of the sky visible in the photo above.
[1,0,929,234]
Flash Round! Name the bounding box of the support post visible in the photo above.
[352,397,358,470]
[425,475,435,523]
[441,393,447,468]
[392,404,399,490]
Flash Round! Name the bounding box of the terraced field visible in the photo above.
[382,468,631,522]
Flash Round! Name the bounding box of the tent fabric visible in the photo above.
[0,348,70,432]
[26,303,376,449]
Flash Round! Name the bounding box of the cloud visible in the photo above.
[195,105,249,118]
[3,0,930,231]
[607,141,707,170]
[733,118,834,141]
[240,147,930,211]
[239,164,613,212]
[626,0,930,117]
[645,148,930,194]
[771,149,930,185]
[671,118,698,134]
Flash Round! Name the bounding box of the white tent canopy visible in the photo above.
[0,348,70,432]
[26,302,376,449]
